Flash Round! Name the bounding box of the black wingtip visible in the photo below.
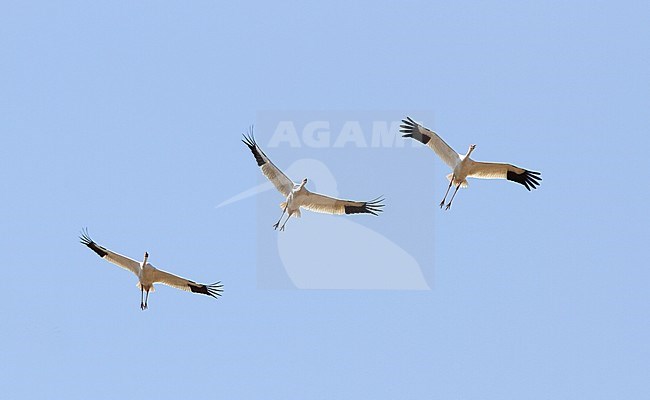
[507,169,542,190]
[79,228,108,258]
[242,127,266,167]
[399,117,431,145]
[241,126,255,147]
[79,227,92,246]
[190,281,224,299]
[207,281,224,298]
[344,197,385,216]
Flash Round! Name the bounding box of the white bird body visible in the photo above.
[137,263,157,293]
[242,131,383,230]
[280,182,306,219]
[80,229,223,309]
[447,148,475,188]
[400,117,541,209]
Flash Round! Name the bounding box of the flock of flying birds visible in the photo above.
[81,117,542,309]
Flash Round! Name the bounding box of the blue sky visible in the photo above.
[1,1,649,398]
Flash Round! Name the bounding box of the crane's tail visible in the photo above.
[446,173,468,188]
[280,202,300,217]
[136,282,155,292]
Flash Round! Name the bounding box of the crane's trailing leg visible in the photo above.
[143,289,150,310]
[279,212,293,231]
[273,206,287,230]
[440,177,454,208]
[445,183,461,210]
[140,287,145,310]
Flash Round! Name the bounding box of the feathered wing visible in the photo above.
[467,161,542,191]
[400,117,461,168]
[151,268,223,298]
[79,228,141,276]
[301,190,384,216]
[242,129,295,196]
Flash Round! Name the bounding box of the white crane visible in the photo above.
[242,130,384,231]
[400,117,541,209]
[80,229,223,310]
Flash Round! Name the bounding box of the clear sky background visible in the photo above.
[1,1,649,398]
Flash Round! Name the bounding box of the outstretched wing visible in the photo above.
[79,228,141,276]
[242,128,295,196]
[151,268,223,299]
[301,190,384,216]
[400,117,461,168]
[467,161,542,191]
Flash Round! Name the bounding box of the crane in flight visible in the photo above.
[242,129,383,231]
[80,229,223,310]
[400,117,541,209]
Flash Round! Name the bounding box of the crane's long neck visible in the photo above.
[142,252,149,267]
